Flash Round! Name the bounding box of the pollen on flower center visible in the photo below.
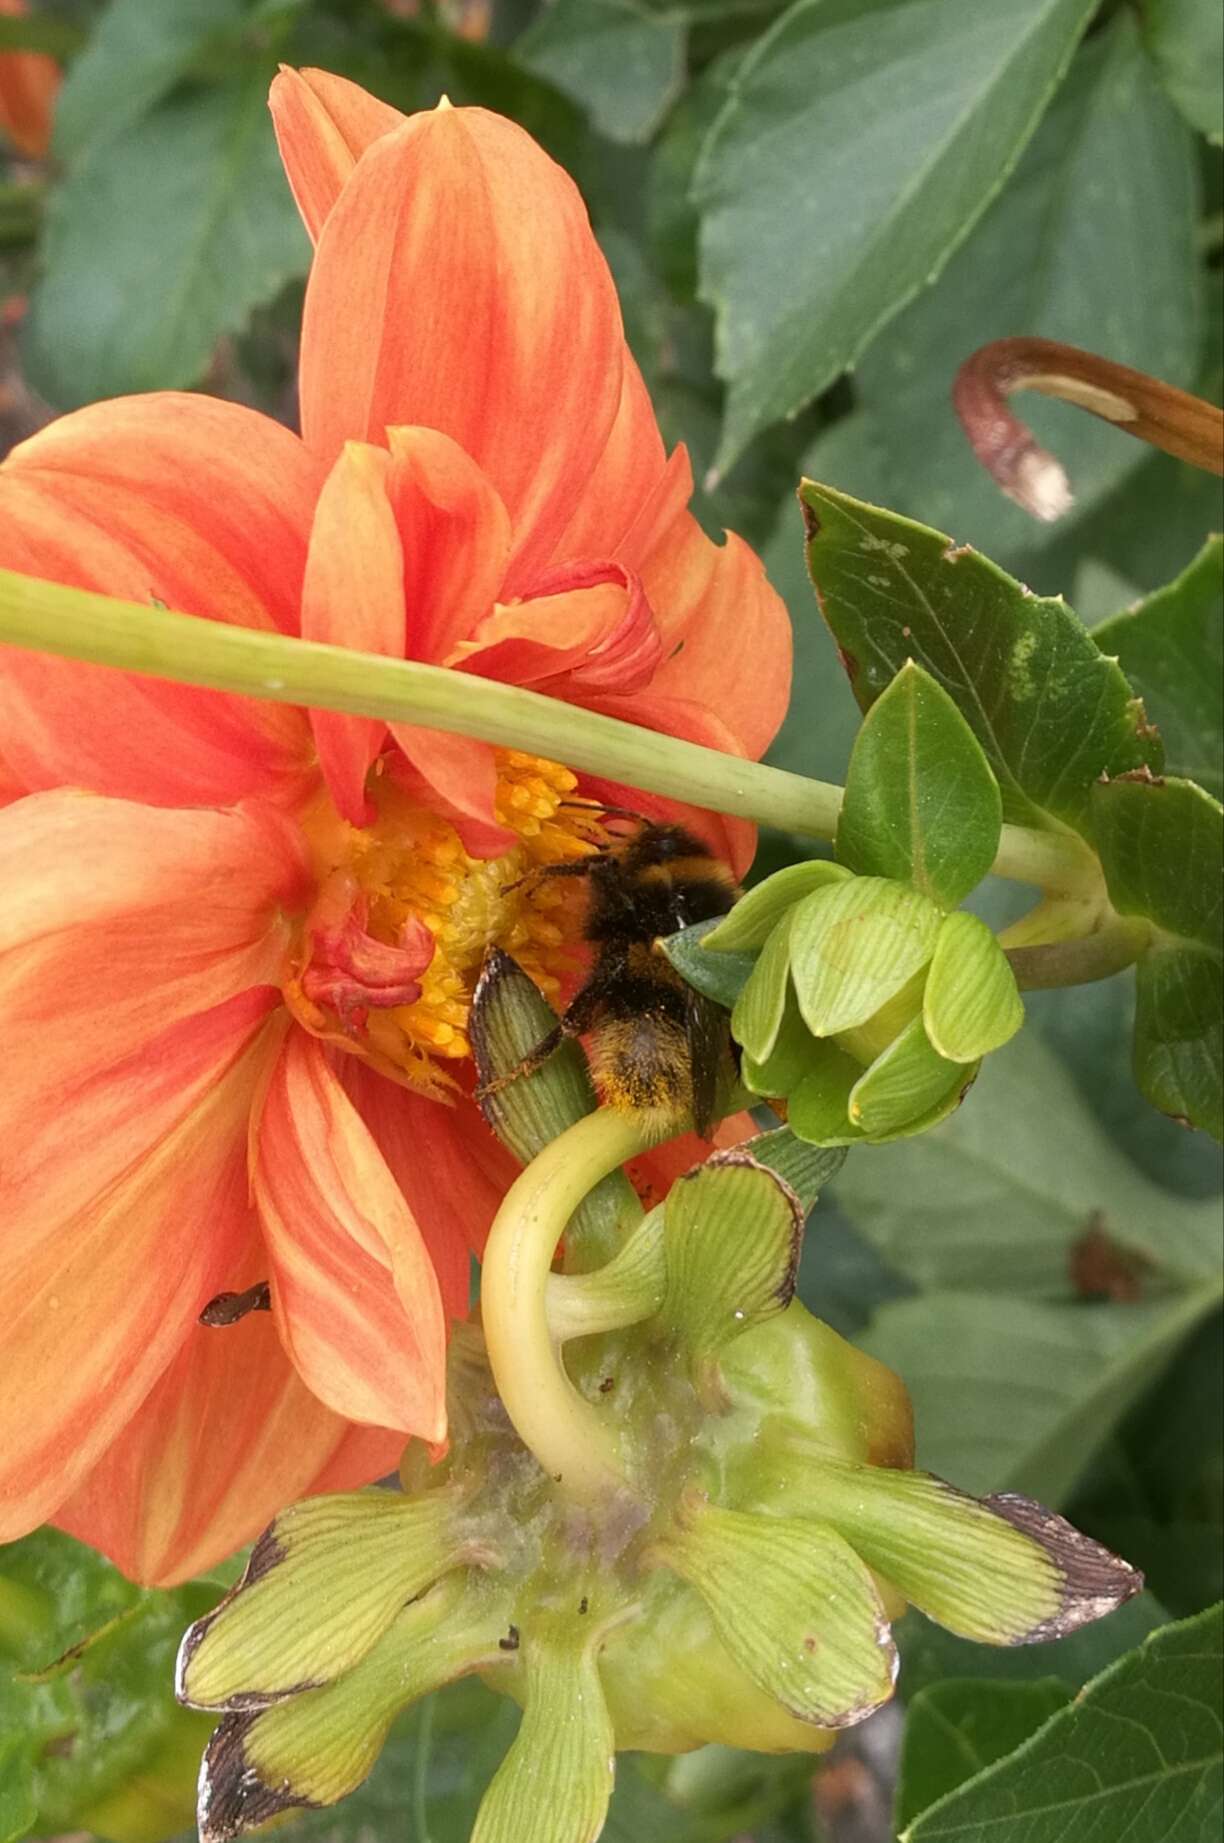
[283,749,604,1096]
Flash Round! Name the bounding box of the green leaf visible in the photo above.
[694,0,1096,469]
[1094,537,1224,800]
[895,1677,1073,1832]
[744,1128,847,1215]
[788,876,943,1038]
[470,1615,614,1843]
[52,0,252,163]
[1093,774,1223,1139]
[848,1015,971,1138]
[662,919,756,1009]
[801,481,1160,834]
[924,912,1025,1062]
[704,860,849,952]
[23,74,310,407]
[798,14,1203,569]
[830,1030,1224,1295]
[862,1278,1223,1504]
[515,0,686,144]
[901,1602,1224,1842]
[742,998,833,1100]
[653,1496,896,1728]
[837,662,1002,906]
[1140,0,1224,141]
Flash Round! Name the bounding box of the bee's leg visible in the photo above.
[499,857,597,897]
[474,981,609,1100]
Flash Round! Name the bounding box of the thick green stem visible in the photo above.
[0,569,1098,894]
[480,1108,657,1502]
[1006,915,1153,990]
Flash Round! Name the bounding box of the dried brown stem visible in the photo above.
[953,337,1224,522]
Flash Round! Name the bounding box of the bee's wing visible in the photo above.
[684,982,731,1139]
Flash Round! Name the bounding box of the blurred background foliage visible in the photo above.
[0,0,1220,1838]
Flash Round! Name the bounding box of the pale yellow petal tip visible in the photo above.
[435,94,455,112]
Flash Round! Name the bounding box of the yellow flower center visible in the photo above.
[285,749,605,1096]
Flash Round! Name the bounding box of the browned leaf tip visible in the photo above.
[982,1491,1144,1641]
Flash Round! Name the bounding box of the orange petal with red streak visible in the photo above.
[298,104,624,591]
[385,424,511,663]
[302,441,405,822]
[253,1029,448,1440]
[269,66,404,242]
[0,394,322,806]
[53,1240,403,1587]
[0,994,281,1539]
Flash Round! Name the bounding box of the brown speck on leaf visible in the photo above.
[837,648,859,682]
[801,498,822,542]
[498,1624,520,1652]
[578,1596,589,1615]
[1112,764,1165,786]
[599,1377,615,1394]
[1070,1214,1153,1302]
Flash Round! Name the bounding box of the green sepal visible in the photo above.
[703,860,850,952]
[848,1015,973,1138]
[923,910,1024,1061]
[786,1041,867,1146]
[652,1495,897,1727]
[469,947,642,1268]
[758,1453,1142,1645]
[469,947,596,1162]
[744,1127,847,1216]
[789,877,943,1037]
[196,1580,498,1843]
[731,909,796,1062]
[546,1206,667,1342]
[470,1613,615,1843]
[741,995,829,1098]
[177,1490,476,1710]
[660,1157,804,1407]
[836,661,1002,907]
[660,919,755,1008]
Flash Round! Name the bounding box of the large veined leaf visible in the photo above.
[695,0,1097,469]
[798,14,1202,570]
[1140,0,1224,142]
[901,1603,1223,1842]
[23,71,309,406]
[515,0,686,143]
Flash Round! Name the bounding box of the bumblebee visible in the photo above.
[488,820,740,1136]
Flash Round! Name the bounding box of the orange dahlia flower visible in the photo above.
[0,0,59,160]
[0,71,790,1585]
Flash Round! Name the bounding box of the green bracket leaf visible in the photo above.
[801,481,1161,837]
[1139,0,1224,142]
[1092,773,1224,1139]
[1094,535,1224,800]
[924,911,1025,1062]
[837,661,1002,906]
[788,876,943,1038]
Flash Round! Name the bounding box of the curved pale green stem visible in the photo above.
[480,1108,658,1501]
[0,568,1099,894]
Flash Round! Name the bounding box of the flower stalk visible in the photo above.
[0,566,1101,897]
[480,1106,657,1503]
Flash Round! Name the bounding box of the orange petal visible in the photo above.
[0,793,308,1257]
[253,1029,448,1439]
[546,352,669,565]
[339,1060,521,1319]
[0,394,323,805]
[297,103,624,590]
[635,512,792,763]
[450,565,661,699]
[269,66,404,242]
[385,729,514,859]
[385,424,511,663]
[0,993,281,1539]
[0,0,59,160]
[52,1239,403,1587]
[302,442,404,822]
